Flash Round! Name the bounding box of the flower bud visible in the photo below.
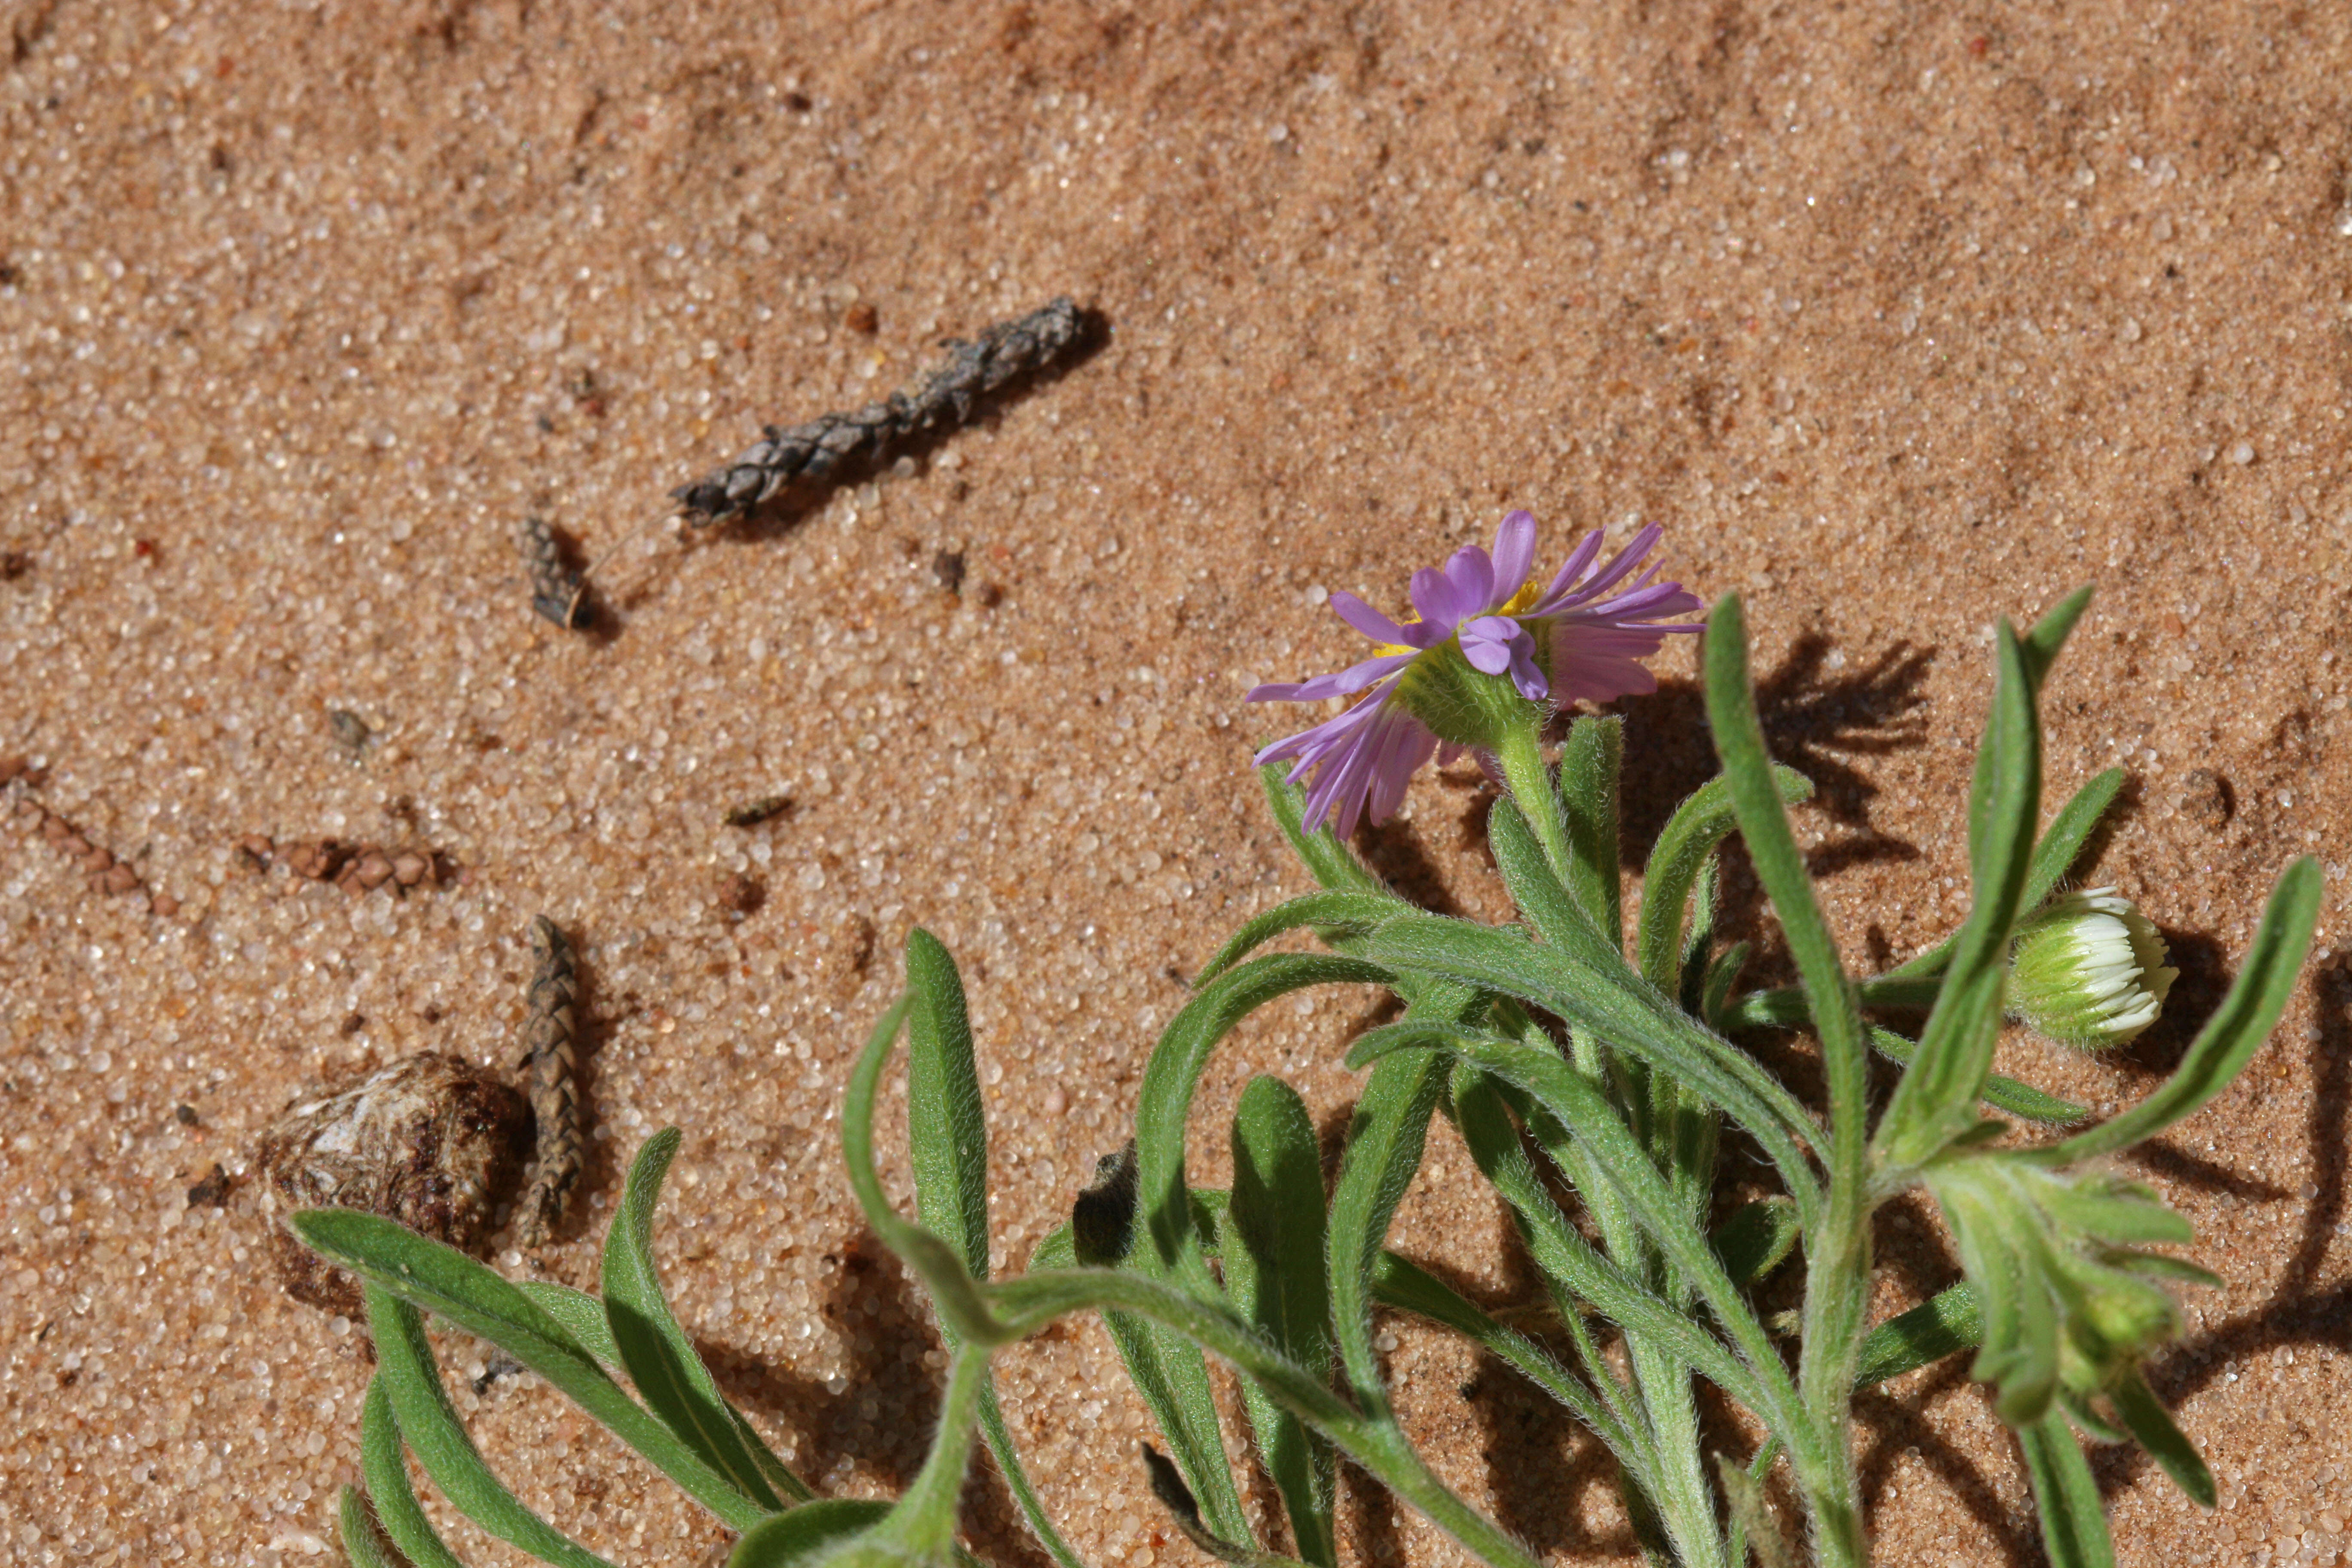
[2009,888,2178,1048]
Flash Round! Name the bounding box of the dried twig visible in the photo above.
[671,297,1084,524]
[518,915,584,1247]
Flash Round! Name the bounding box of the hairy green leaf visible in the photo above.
[1557,715,1625,948]
[367,1287,619,1568]
[728,1501,894,1568]
[1636,767,1814,995]
[1710,1197,1801,1288]
[2018,1407,2116,1568]
[1850,1284,1982,1389]
[291,1212,766,1529]
[358,1376,473,1568]
[1196,891,1412,986]
[339,1484,416,1568]
[604,1127,793,1510]
[1874,620,2043,1171]
[1226,1077,1338,1567]
[2109,1368,2216,1508]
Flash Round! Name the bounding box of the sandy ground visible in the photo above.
[3,1,2349,1565]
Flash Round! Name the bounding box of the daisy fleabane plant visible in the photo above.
[1248,510,1703,836]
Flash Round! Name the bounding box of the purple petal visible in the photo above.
[1328,590,1409,646]
[1507,643,1549,701]
[1458,614,1522,675]
[1489,511,1537,605]
[1407,566,1456,629]
[1528,529,1607,610]
[1441,546,1497,621]
[1247,652,1415,705]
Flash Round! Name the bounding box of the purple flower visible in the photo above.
[1249,511,1702,836]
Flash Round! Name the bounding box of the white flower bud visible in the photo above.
[2009,888,2178,1048]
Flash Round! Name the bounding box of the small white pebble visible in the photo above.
[2230,441,2257,465]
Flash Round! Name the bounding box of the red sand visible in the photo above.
[2,3,2346,1565]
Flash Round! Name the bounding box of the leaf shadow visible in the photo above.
[1618,632,1936,977]
[2088,949,2352,1501]
[701,1225,1057,1568]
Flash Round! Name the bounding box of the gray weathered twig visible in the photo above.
[671,297,1083,524]
[518,915,585,1246]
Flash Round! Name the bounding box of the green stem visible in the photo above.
[1493,717,1578,892]
[870,1347,992,1562]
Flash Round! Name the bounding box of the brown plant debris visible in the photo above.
[267,836,445,894]
[518,916,585,1248]
[671,296,1084,524]
[185,1164,234,1209]
[260,1053,531,1316]
[256,1052,531,1317]
[717,870,766,917]
[4,790,175,916]
[519,515,594,631]
[722,792,793,827]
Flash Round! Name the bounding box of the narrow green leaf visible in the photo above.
[1226,1077,1338,1568]
[1701,593,1868,1210]
[1366,1253,1620,1443]
[2018,1407,2116,1568]
[1326,1038,1452,1417]
[1874,621,2043,1170]
[1343,1018,1518,1071]
[1354,916,1823,1226]
[729,1501,894,1568]
[839,996,1014,1348]
[517,1282,619,1367]
[1439,1036,1807,1445]
[1449,1066,1712,1463]
[603,1127,788,1511]
[2017,584,2094,691]
[1485,796,1617,971]
[340,1484,416,1568]
[1558,715,1625,949]
[519,1278,811,1509]
[1142,1443,1318,1568]
[1259,764,1391,898]
[858,1347,995,1566]
[359,1377,473,1568]
[1713,1455,1794,1568]
[2026,858,2321,1166]
[367,1287,619,1568]
[906,929,992,1282]
[1870,1027,2088,1124]
[1710,1197,1801,1288]
[291,1211,766,1530]
[1196,891,1410,986]
[2109,1368,2216,1507]
[1851,1283,1982,1389]
[903,933,1088,1568]
[1136,954,1393,1289]
[1066,1144,1254,1549]
[982,1264,1547,1568]
[1635,768,1814,995]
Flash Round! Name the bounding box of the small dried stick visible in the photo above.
[518,915,585,1246]
[518,517,594,631]
[671,296,1084,524]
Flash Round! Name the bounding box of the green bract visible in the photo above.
[291,580,2318,1568]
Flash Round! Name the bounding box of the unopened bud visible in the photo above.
[2009,888,2178,1048]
